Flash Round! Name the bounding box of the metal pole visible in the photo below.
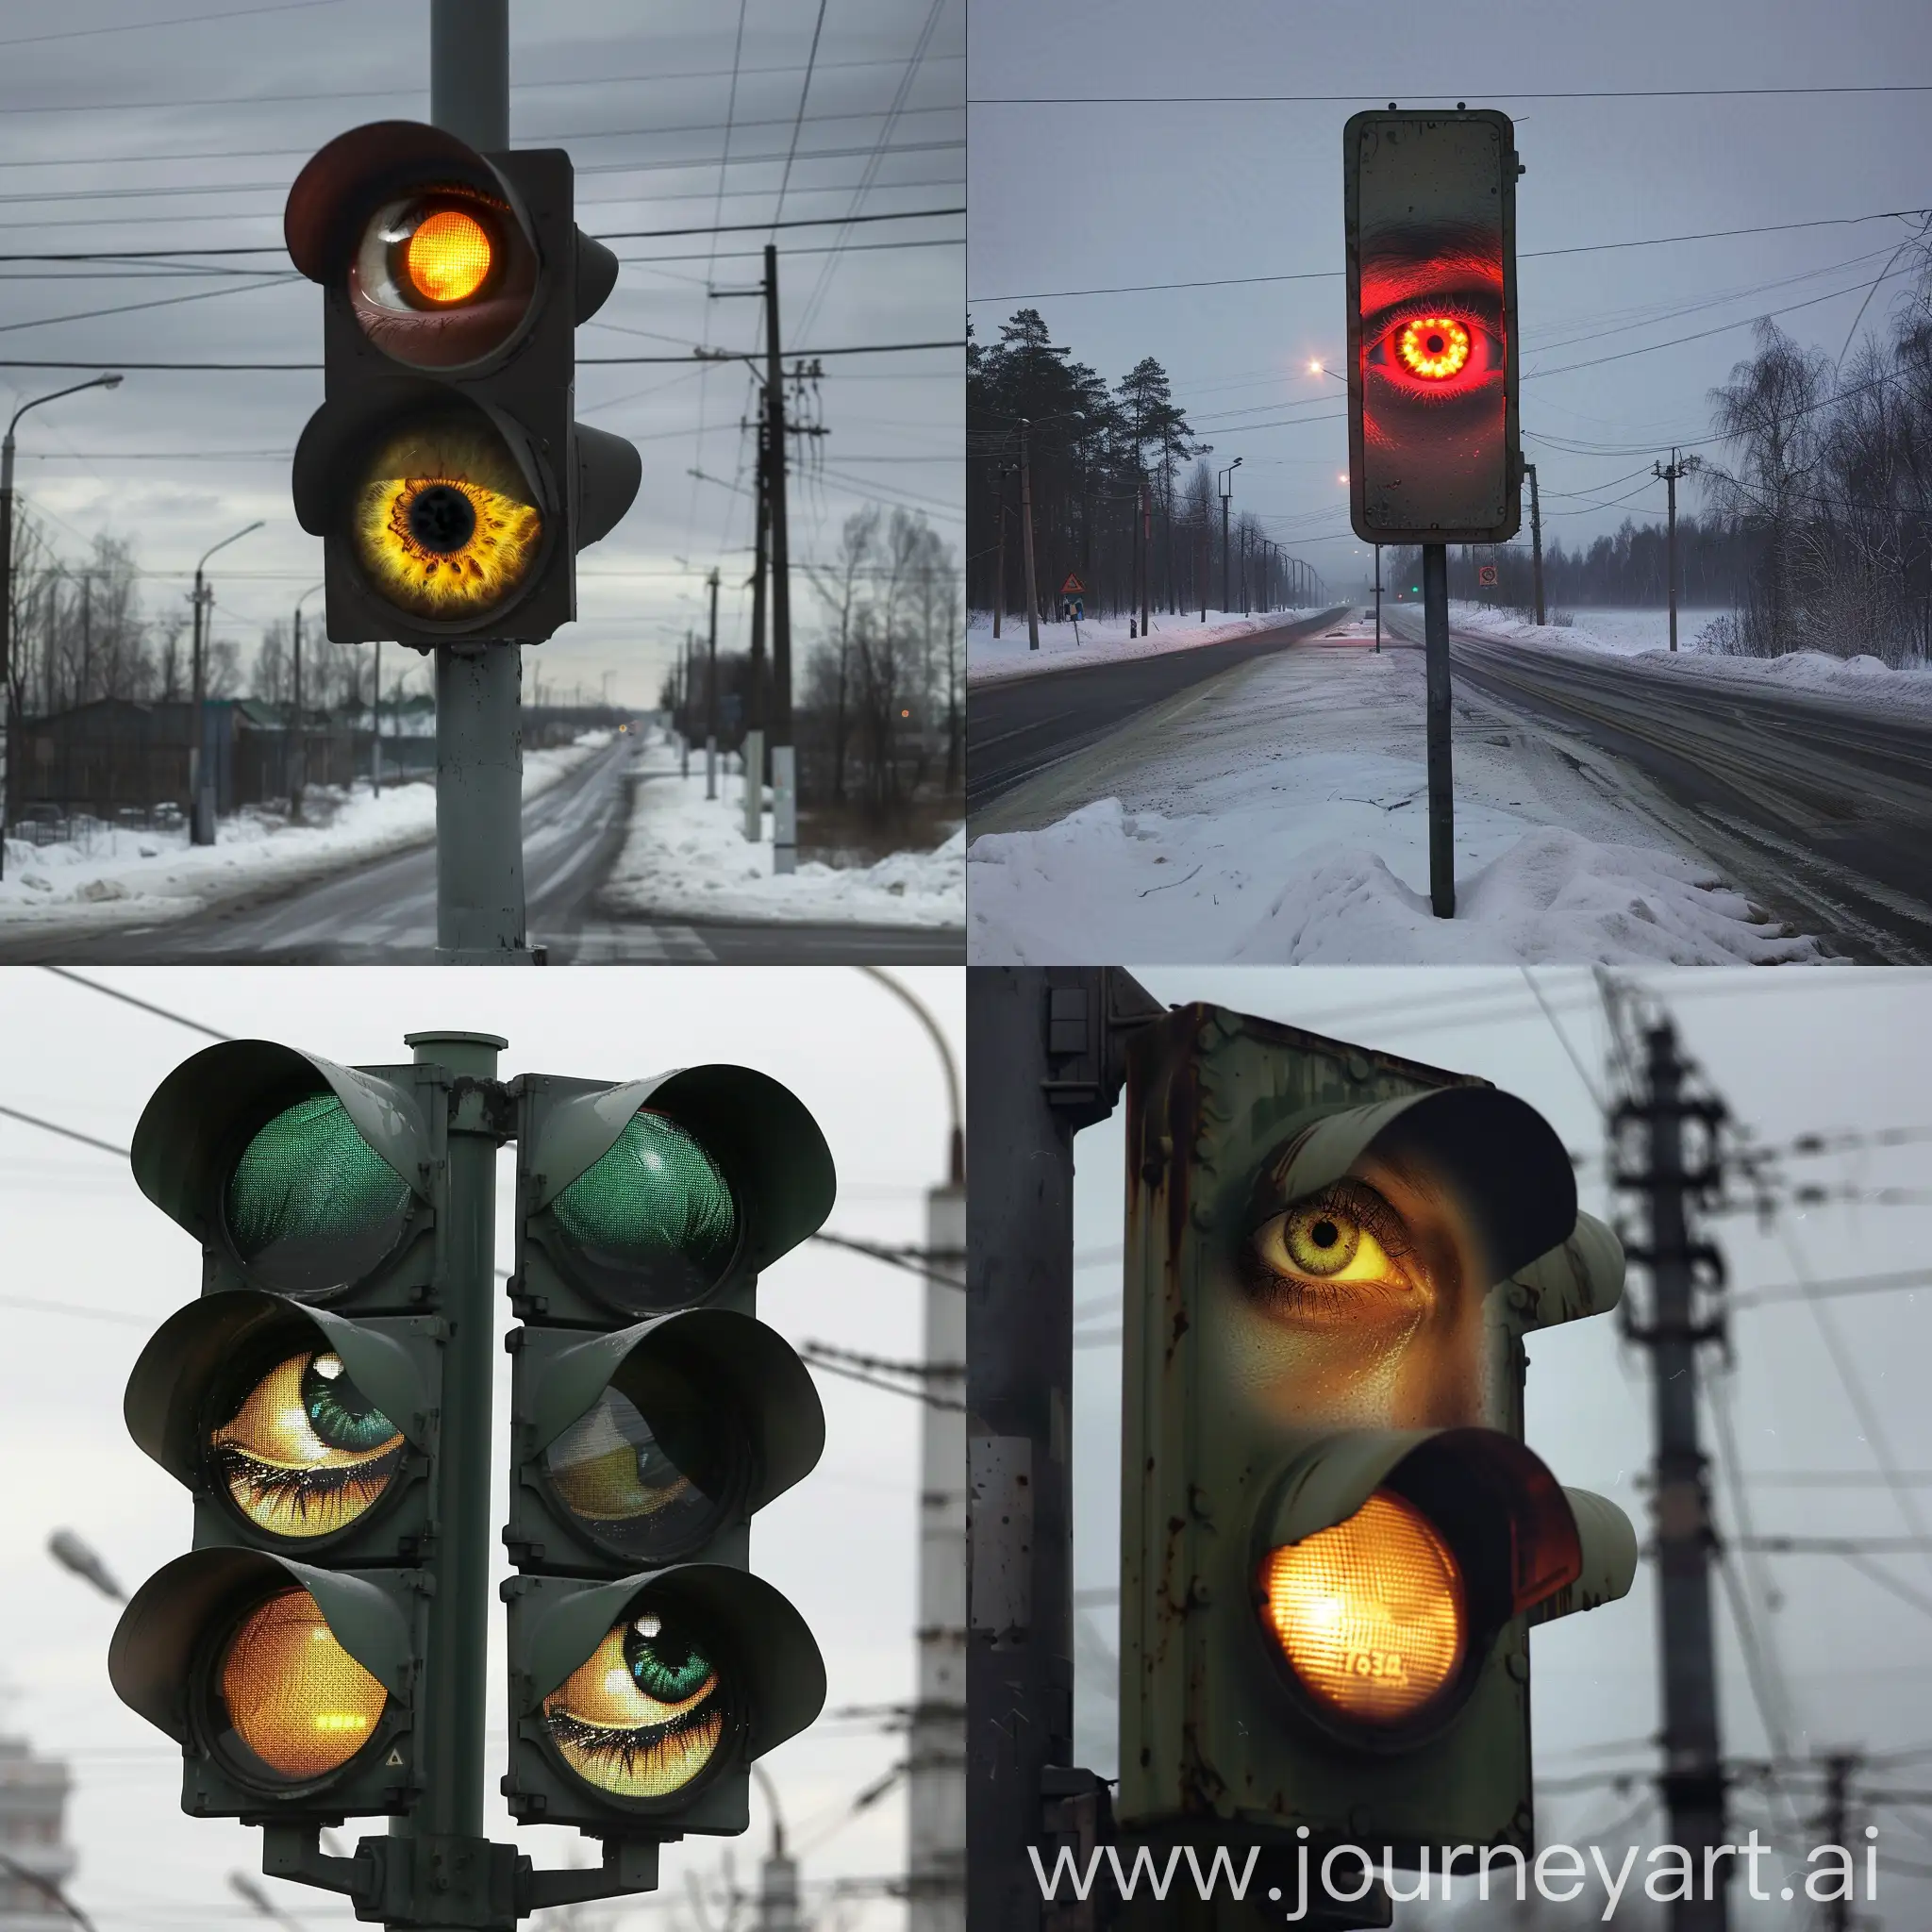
[1634,1020,1728,1932]
[401,1027,504,1929]
[1527,461,1546,625]
[430,0,525,961]
[1667,452,1679,654]
[706,565,719,801]
[191,567,208,843]
[1019,420,1040,652]
[1423,541,1454,918]
[291,602,304,823]
[1221,488,1230,616]
[764,244,797,872]
[372,640,382,801]
[992,471,1005,640]
[0,432,11,874]
[1822,1754,1857,1932]
[1374,545,1381,653]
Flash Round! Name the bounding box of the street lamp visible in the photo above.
[291,580,323,823]
[189,519,264,845]
[1217,457,1242,618]
[0,372,122,878]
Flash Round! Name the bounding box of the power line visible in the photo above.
[0,0,339,49]
[970,83,1932,105]
[0,338,964,373]
[42,966,231,1040]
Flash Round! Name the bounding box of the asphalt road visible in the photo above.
[0,741,964,965]
[1385,607,1932,961]
[967,608,1349,816]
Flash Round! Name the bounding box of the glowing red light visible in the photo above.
[1395,317,1471,381]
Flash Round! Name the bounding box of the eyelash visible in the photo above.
[1241,1178,1418,1314]
[216,1441,403,1524]
[546,1701,723,1775]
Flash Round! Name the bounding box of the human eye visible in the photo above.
[1364,300,1506,400]
[1243,1178,1430,1320]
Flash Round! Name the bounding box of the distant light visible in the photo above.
[1308,359,1324,375]
[1339,474,1348,485]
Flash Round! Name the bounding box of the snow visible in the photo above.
[0,733,613,935]
[596,730,964,928]
[1437,601,1932,714]
[967,613,1822,966]
[967,607,1324,687]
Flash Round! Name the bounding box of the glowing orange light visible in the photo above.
[1395,316,1471,381]
[1257,1491,1465,1725]
[406,209,493,305]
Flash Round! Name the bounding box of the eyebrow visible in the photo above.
[1359,221,1504,317]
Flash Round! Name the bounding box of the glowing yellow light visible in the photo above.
[219,1590,387,1779]
[406,208,493,305]
[1308,359,1324,375]
[1257,1491,1465,1725]
[1395,316,1471,381]
[351,421,542,621]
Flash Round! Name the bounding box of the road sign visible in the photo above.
[1343,108,1523,544]
[1479,563,1499,586]
[1059,574,1087,596]
[1116,1002,1636,1880]
[1066,598,1085,624]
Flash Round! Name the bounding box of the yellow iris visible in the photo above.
[350,420,542,621]
[543,1616,724,1800]
[220,1590,388,1780]
[406,208,493,305]
[1396,316,1471,380]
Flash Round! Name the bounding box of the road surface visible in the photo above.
[967,608,1348,816]
[1382,607,1932,962]
[0,739,963,964]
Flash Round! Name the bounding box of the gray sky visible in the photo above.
[0,0,962,711]
[1069,967,1932,1922]
[969,0,1932,601]
[0,962,961,1930]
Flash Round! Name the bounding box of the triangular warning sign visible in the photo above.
[385,1747,405,1767]
[1060,573,1087,595]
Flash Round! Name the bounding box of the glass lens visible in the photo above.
[225,1092,413,1296]
[541,1602,725,1800]
[549,1110,738,1310]
[217,1588,388,1781]
[209,1349,404,1538]
[350,192,535,369]
[1257,1491,1465,1725]
[542,1354,735,1562]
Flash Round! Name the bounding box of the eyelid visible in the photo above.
[1360,290,1504,341]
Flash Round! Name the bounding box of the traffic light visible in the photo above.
[108,1041,450,1824]
[1117,1003,1635,1890]
[284,121,641,645]
[502,1068,837,1841]
[1343,108,1522,545]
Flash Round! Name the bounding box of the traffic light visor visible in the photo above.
[1259,1491,1466,1726]
[214,1587,389,1783]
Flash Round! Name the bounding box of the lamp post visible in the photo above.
[0,372,122,877]
[291,580,322,823]
[189,519,263,845]
[1217,458,1241,617]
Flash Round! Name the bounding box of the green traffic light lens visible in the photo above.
[542,1599,729,1801]
[542,1352,741,1563]
[225,1091,414,1297]
[549,1109,739,1312]
[208,1348,405,1540]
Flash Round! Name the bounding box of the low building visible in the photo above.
[0,1733,76,1932]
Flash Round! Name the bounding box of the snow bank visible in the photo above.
[968,801,1817,966]
[598,739,963,928]
[1443,602,1932,715]
[968,608,1324,687]
[0,733,612,934]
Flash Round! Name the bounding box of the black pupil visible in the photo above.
[1426,333,1444,354]
[1311,1219,1340,1249]
[408,484,475,553]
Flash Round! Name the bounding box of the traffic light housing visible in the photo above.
[1117,1004,1635,1871]
[109,1040,462,1824]
[502,1069,836,1842]
[1344,108,1522,544]
[285,121,641,646]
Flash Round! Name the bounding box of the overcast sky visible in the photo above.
[0,0,962,712]
[0,962,962,1931]
[969,0,1932,601]
[1069,967,1932,1924]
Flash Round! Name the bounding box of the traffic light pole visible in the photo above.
[1423,541,1454,918]
[763,244,798,874]
[706,565,719,803]
[1618,1018,1730,1932]
[966,968,1158,1931]
[429,0,529,963]
[1526,462,1546,625]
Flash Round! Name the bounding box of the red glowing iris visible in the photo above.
[1394,316,1471,381]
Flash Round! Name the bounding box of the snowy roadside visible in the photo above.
[0,732,614,936]
[1439,601,1932,716]
[968,608,1324,688]
[597,734,963,928]
[967,614,1823,967]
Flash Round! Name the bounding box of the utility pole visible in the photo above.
[371,640,382,801]
[1374,544,1382,653]
[705,565,719,802]
[1655,450,1700,654]
[967,968,1161,1932]
[1218,458,1241,616]
[429,0,526,958]
[1423,541,1454,918]
[1615,1015,1730,1932]
[745,409,768,842]
[991,464,1008,640]
[1197,520,1207,624]
[1526,461,1546,625]
[1820,1753,1858,1932]
[1139,474,1151,641]
[1019,420,1040,652]
[762,244,798,873]
[680,632,691,779]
